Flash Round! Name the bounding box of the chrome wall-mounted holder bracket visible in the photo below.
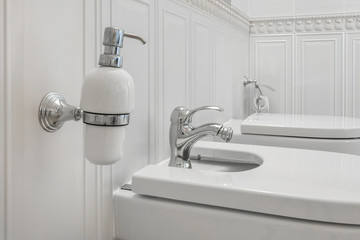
[242,76,275,94]
[38,92,131,132]
[38,92,82,132]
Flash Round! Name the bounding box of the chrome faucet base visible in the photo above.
[168,105,233,168]
[176,160,192,169]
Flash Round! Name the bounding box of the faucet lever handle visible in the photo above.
[186,105,224,123]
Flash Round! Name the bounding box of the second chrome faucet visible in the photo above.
[169,106,233,169]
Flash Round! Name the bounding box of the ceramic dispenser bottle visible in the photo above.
[80,27,145,165]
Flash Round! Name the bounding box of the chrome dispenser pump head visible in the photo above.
[99,27,146,68]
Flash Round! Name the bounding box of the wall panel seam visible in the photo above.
[0,0,5,238]
[341,33,345,116]
[154,0,159,163]
[82,0,86,239]
[4,0,12,238]
[352,37,360,116]
[284,39,287,113]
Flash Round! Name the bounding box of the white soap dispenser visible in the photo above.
[80,27,146,165]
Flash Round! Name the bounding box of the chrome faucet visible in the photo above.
[169,106,233,169]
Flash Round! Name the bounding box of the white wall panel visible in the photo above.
[295,34,343,116]
[190,8,249,127]
[250,35,293,113]
[83,1,155,239]
[0,0,5,238]
[250,32,348,116]
[192,19,212,125]
[111,0,152,194]
[83,0,98,239]
[1,0,249,240]
[6,0,85,240]
[84,1,112,240]
[347,33,360,118]
[159,1,190,160]
[213,31,233,122]
[232,25,250,119]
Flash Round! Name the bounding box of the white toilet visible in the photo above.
[225,113,360,155]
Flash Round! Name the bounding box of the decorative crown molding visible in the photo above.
[249,12,360,34]
[179,0,250,28]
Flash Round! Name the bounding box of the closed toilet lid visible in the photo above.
[241,113,360,139]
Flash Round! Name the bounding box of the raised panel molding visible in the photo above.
[192,19,212,125]
[250,35,293,114]
[160,2,190,160]
[213,31,233,122]
[295,34,343,116]
[87,0,249,239]
[5,0,84,240]
[85,1,112,240]
[250,32,349,116]
[86,0,155,240]
[249,14,359,117]
[347,33,360,118]
[111,0,153,187]
[0,0,6,238]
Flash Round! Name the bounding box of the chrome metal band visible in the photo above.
[99,54,123,68]
[83,112,129,126]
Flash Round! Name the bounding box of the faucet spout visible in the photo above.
[168,106,233,169]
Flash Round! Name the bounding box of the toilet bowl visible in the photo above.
[224,113,360,155]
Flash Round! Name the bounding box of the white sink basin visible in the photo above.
[157,148,262,172]
[188,146,263,172]
[189,159,260,172]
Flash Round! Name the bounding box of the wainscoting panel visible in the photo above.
[295,34,343,115]
[4,0,85,240]
[192,17,212,125]
[250,13,360,117]
[157,0,249,161]
[84,1,113,240]
[347,33,360,118]
[189,4,250,127]
[1,1,249,240]
[213,31,233,122]
[160,1,190,160]
[0,0,5,238]
[0,0,5,237]
[88,0,249,239]
[250,35,293,113]
[111,0,153,192]
[250,32,349,116]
